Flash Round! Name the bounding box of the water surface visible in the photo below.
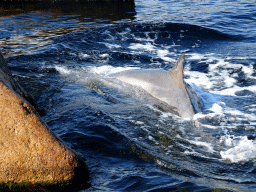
[1,0,256,191]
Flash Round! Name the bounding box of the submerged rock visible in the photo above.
[0,52,89,190]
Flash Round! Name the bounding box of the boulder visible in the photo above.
[0,52,89,190]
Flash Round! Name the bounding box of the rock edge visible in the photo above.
[0,52,89,190]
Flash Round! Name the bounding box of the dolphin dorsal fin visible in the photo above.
[169,54,186,92]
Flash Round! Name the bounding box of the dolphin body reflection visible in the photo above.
[113,55,201,118]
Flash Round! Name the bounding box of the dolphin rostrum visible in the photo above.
[113,55,200,118]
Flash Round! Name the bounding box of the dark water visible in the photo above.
[1,0,256,191]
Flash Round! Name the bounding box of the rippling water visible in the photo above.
[1,0,256,191]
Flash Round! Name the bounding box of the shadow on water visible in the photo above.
[0,0,136,56]
[0,0,136,20]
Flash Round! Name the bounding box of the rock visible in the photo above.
[0,52,89,190]
[0,53,35,106]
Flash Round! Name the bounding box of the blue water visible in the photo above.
[1,0,256,191]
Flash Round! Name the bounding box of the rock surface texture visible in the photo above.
[0,52,89,189]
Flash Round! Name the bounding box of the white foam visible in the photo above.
[55,66,72,75]
[129,120,145,126]
[220,136,256,163]
[219,135,233,147]
[103,43,122,49]
[246,113,256,121]
[99,53,109,58]
[128,42,156,52]
[189,140,215,153]
[102,29,116,41]
[226,109,244,116]
[157,50,176,62]
[211,87,237,96]
[242,64,254,76]
[209,103,224,113]
[188,53,205,60]
[208,58,230,71]
[185,71,213,90]
[250,122,256,126]
[131,31,156,42]
[212,85,256,96]
[118,27,131,36]
[186,54,256,97]
[79,53,90,58]
[193,113,207,120]
[249,108,256,112]
[224,75,236,88]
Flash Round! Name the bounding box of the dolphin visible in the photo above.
[113,55,201,118]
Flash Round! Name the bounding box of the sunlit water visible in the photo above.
[1,0,256,191]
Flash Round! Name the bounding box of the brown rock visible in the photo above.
[0,52,89,190]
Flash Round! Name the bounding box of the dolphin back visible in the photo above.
[113,54,200,118]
